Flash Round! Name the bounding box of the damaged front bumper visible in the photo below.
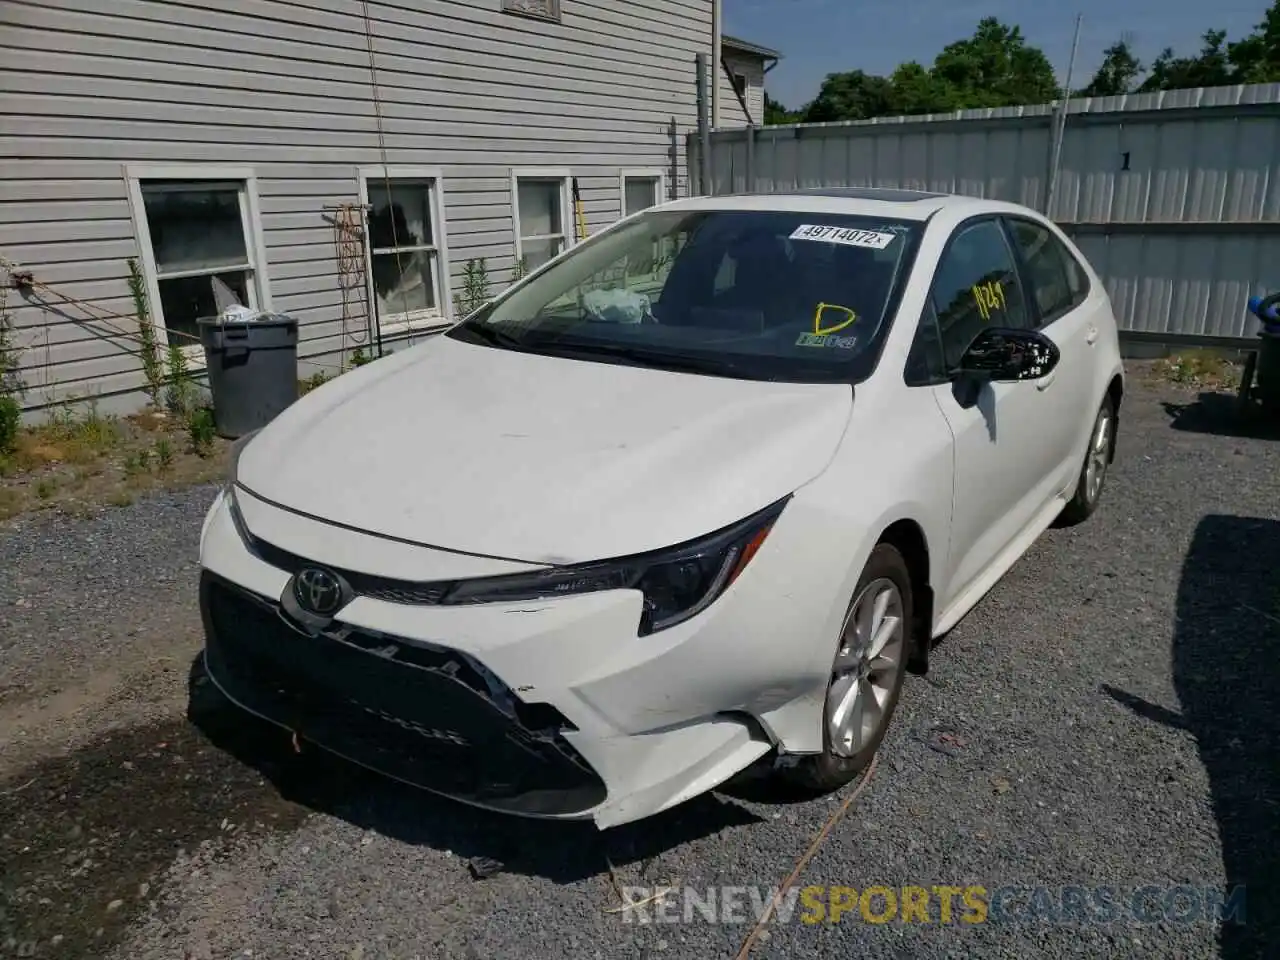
[200,571,609,817]
[196,486,847,828]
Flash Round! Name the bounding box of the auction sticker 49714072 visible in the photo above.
[789,224,896,249]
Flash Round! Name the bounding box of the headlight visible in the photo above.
[442,497,789,635]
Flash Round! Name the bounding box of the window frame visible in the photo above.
[1000,215,1092,330]
[357,165,453,333]
[618,168,667,219]
[903,213,1034,387]
[501,0,561,23]
[124,164,272,364]
[510,168,574,269]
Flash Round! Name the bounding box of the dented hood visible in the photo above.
[237,335,853,565]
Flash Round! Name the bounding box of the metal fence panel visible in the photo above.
[700,83,1280,341]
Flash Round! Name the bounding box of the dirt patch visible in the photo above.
[0,716,311,960]
[0,408,229,523]
[1142,349,1243,391]
[0,608,205,779]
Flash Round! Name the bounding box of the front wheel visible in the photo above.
[781,543,912,792]
[1056,394,1116,527]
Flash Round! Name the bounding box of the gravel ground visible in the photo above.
[2,374,1278,960]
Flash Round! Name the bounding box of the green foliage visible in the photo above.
[802,70,894,123]
[1226,2,1280,84]
[350,347,372,367]
[153,435,173,469]
[1078,38,1144,97]
[1084,2,1280,95]
[0,284,24,456]
[127,257,164,406]
[452,258,491,318]
[512,256,530,283]
[1140,30,1233,92]
[123,448,152,477]
[0,396,18,458]
[796,18,1057,123]
[929,18,1059,108]
[187,406,216,458]
[164,344,197,415]
[298,370,331,395]
[763,92,800,125]
[781,2,1280,124]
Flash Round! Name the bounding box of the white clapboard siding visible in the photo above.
[716,52,767,128]
[0,0,713,412]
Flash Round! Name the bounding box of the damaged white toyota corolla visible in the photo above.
[199,188,1124,829]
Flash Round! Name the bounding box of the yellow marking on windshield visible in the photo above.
[813,302,857,335]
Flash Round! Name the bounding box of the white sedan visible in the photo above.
[199,188,1124,829]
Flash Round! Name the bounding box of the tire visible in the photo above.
[782,543,913,792]
[1056,393,1116,528]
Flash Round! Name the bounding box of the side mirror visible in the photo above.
[957,327,1059,383]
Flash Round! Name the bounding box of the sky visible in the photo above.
[725,0,1276,109]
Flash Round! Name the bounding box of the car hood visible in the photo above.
[238,335,853,565]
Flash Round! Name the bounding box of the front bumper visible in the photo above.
[198,485,855,828]
[200,571,608,816]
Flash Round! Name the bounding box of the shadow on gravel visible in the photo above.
[1104,515,1280,960]
[186,655,765,886]
[1161,392,1280,440]
[0,716,309,960]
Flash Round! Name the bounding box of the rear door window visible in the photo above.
[1005,218,1090,326]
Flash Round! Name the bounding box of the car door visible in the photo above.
[912,217,1075,613]
[1002,216,1098,490]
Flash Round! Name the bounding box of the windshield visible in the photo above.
[448,208,924,383]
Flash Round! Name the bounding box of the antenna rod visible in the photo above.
[1046,13,1083,218]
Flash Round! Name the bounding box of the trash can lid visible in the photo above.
[197,312,298,328]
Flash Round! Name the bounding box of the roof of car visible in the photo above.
[663,188,1021,222]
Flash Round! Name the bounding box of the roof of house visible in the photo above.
[721,35,781,61]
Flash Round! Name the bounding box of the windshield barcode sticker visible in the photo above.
[789,225,895,249]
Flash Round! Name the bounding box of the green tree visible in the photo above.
[930,17,1059,108]
[800,70,894,122]
[1228,0,1280,83]
[1139,29,1233,91]
[763,93,800,125]
[887,61,959,115]
[1078,37,1144,96]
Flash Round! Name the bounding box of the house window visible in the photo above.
[502,0,561,23]
[360,167,450,330]
[620,170,665,218]
[511,169,572,271]
[125,166,270,356]
[731,72,747,97]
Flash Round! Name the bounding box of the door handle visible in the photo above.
[1036,370,1057,391]
[1086,325,1099,345]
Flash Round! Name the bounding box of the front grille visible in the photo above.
[199,572,606,816]
[253,538,453,605]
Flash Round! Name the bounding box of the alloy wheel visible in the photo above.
[1085,405,1112,504]
[826,578,906,759]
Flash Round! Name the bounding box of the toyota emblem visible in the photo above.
[293,566,345,617]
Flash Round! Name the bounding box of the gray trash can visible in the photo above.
[198,314,299,439]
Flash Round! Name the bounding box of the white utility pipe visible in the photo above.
[711,0,721,129]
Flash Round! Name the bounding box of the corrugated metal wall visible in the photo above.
[697,84,1280,341]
